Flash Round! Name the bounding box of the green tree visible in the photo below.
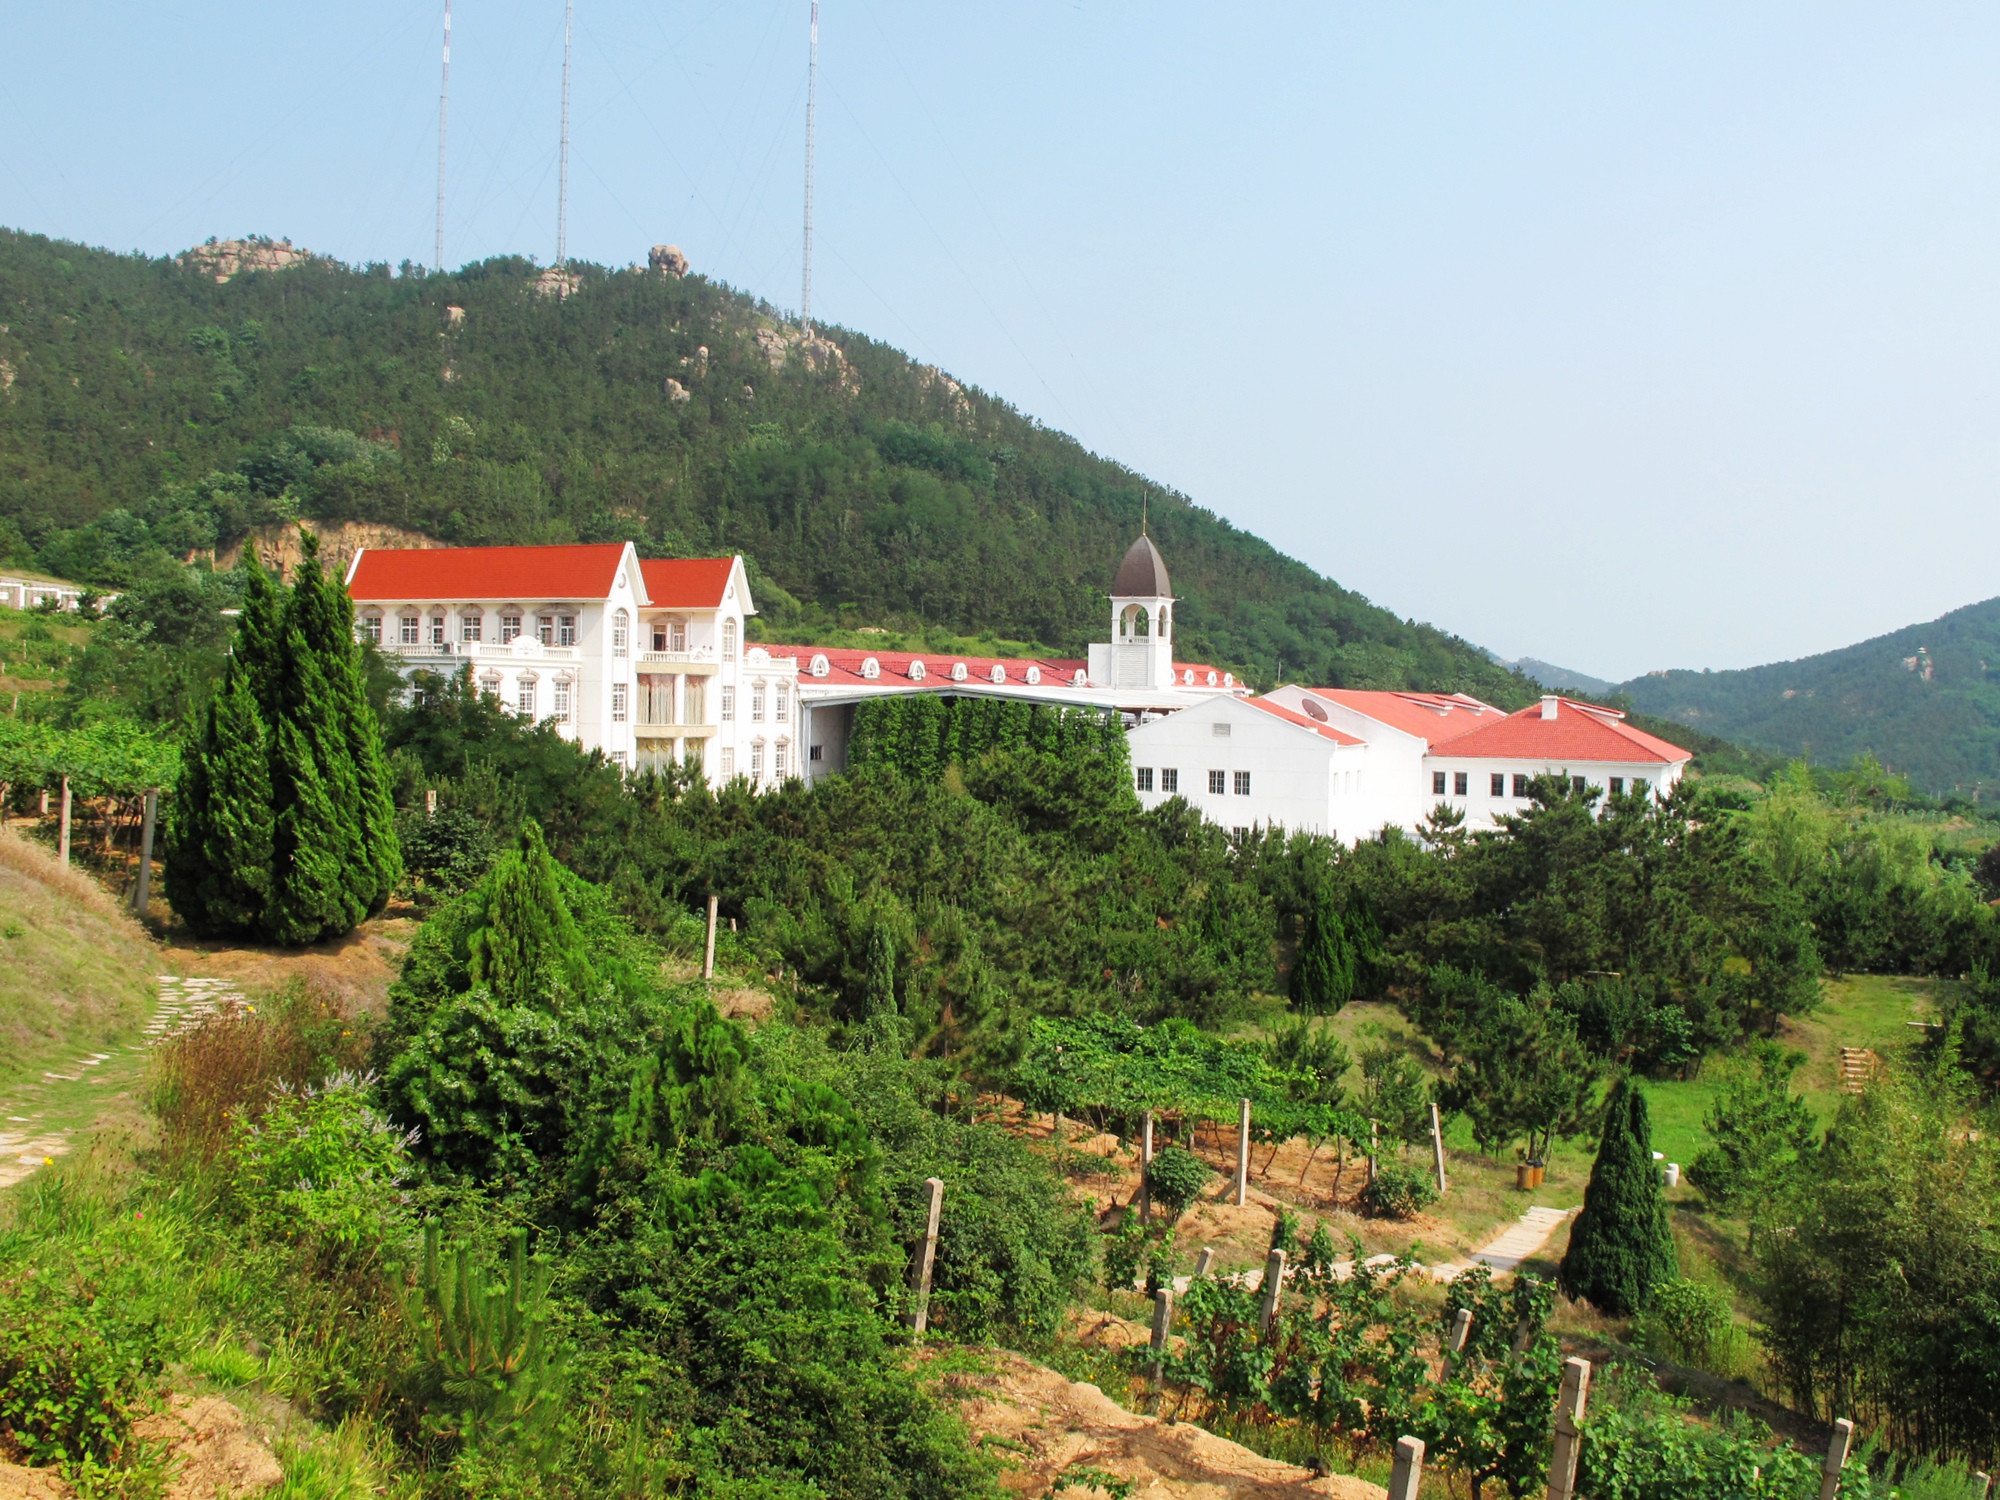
[1688,1042,1818,1230]
[163,653,272,932]
[1291,892,1357,1012]
[466,822,597,1008]
[1558,1077,1677,1316]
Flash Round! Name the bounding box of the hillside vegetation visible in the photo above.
[1618,594,2000,794]
[0,228,1533,700]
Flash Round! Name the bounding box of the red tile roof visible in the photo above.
[347,543,629,602]
[1297,688,1503,742]
[1429,698,1690,764]
[757,643,1238,693]
[638,558,736,610]
[1245,697,1364,746]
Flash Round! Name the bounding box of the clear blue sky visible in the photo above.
[6,2,1998,681]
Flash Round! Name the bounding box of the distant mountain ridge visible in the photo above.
[1616,595,2000,794]
[1491,655,1618,698]
[0,227,1540,707]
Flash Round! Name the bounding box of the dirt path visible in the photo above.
[937,1349,1386,1500]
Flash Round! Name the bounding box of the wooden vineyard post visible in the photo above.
[1235,1098,1251,1205]
[703,894,718,979]
[1970,1472,1990,1500]
[1149,1287,1173,1386]
[1449,1307,1473,1355]
[1193,1246,1216,1279]
[133,790,157,916]
[1369,1119,1379,1185]
[1546,1356,1592,1500]
[1818,1419,1854,1500]
[57,776,71,865]
[1139,1109,1154,1223]
[907,1177,944,1336]
[1386,1436,1425,1500]
[1257,1248,1287,1336]
[1431,1102,1448,1194]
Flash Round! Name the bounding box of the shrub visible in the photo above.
[1635,1277,1743,1377]
[149,979,368,1160]
[0,1265,163,1465]
[1143,1145,1213,1220]
[1560,1077,1677,1316]
[228,1072,418,1264]
[1361,1161,1438,1219]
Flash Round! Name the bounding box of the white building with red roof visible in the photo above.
[1134,684,1690,842]
[346,531,1247,791]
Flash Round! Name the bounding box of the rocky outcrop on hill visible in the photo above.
[533,266,582,299]
[218,519,439,578]
[181,237,312,283]
[753,323,858,394]
[649,244,690,276]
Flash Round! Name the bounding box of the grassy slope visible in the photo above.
[0,824,156,1090]
[1618,594,2000,794]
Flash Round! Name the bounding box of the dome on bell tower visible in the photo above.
[1113,533,1172,598]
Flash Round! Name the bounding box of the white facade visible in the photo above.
[0,573,98,612]
[1126,694,1369,839]
[347,545,803,791]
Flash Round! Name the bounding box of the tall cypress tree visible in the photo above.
[265,637,361,944]
[1559,1077,1678,1315]
[188,655,274,932]
[289,529,401,914]
[1291,897,1356,1012]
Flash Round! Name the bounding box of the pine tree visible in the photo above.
[190,654,274,931]
[468,822,596,1008]
[267,624,367,938]
[1558,1077,1678,1316]
[1291,897,1356,1012]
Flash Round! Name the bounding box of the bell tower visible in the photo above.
[1089,532,1176,691]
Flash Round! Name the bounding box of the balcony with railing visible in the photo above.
[378,639,582,663]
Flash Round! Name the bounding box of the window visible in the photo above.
[1212,722,1231,737]
[1208,770,1226,795]
[1490,773,1505,797]
[1513,774,1530,797]
[518,680,536,717]
[537,614,555,646]
[399,615,420,645]
[749,744,764,782]
[1572,775,1588,794]
[558,614,576,647]
[478,674,501,698]
[683,677,705,723]
[553,680,572,723]
[1233,826,1250,839]
[720,747,736,779]
[1161,768,1179,794]
[1233,771,1251,796]
[671,620,687,652]
[652,626,666,652]
[612,750,627,769]
[1136,767,1155,792]
[751,685,766,723]
[1632,778,1649,797]
[1432,771,1447,796]
[612,682,628,722]
[774,742,788,778]
[612,609,629,657]
[430,615,447,647]
[722,620,737,662]
[358,613,382,644]
[501,613,522,643]
[809,743,823,762]
[721,685,736,721]
[1609,776,1624,794]
[775,686,789,722]
[1454,771,1468,797]
[460,612,482,643]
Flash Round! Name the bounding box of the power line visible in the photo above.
[435,0,452,271]
[557,0,575,266]
[801,0,819,331]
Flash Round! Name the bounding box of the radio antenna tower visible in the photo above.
[434,0,452,271]
[801,0,819,332]
[557,0,575,266]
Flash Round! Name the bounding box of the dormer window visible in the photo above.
[1025,666,1041,685]
[810,653,830,678]
[1072,669,1086,686]
[989,663,1007,684]
[950,662,968,682]
[1207,671,1218,686]
[861,657,880,680]
[1223,673,1234,687]
[1182,668,1195,685]
[908,660,927,681]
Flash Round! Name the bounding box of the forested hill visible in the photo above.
[0,228,1535,701]
[1618,594,2000,793]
